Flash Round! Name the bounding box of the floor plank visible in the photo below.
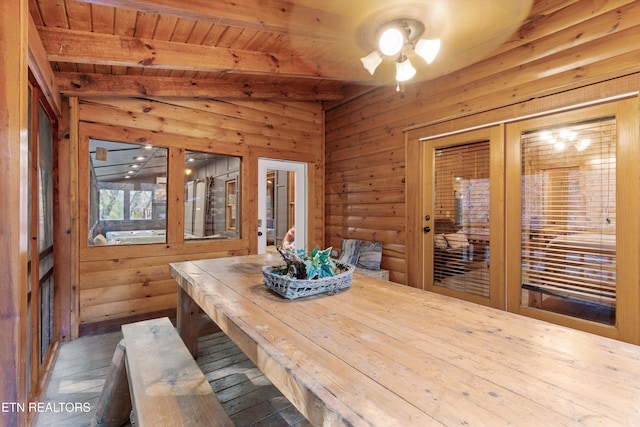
[33,319,308,427]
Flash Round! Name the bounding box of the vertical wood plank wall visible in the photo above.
[72,97,324,334]
[325,0,640,286]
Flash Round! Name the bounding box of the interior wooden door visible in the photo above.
[423,126,504,309]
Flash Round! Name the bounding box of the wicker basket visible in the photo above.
[262,263,355,299]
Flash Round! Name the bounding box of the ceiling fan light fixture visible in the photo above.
[360,18,441,91]
[379,27,405,56]
[360,50,384,75]
[395,56,416,82]
[414,38,441,64]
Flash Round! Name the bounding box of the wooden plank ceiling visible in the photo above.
[30,0,534,102]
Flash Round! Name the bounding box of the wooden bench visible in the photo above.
[354,266,389,280]
[335,239,390,281]
[523,235,616,309]
[121,317,233,427]
[523,282,615,308]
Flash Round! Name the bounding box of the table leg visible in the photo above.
[177,286,199,358]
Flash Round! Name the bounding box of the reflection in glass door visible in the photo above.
[433,141,490,297]
[519,118,617,325]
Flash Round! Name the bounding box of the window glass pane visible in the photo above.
[89,139,167,245]
[130,190,153,220]
[184,151,241,240]
[37,104,55,361]
[38,105,54,252]
[265,170,296,248]
[433,141,490,298]
[99,188,125,220]
[520,117,616,325]
[28,86,32,264]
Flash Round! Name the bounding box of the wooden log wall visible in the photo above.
[324,0,640,286]
[72,97,324,335]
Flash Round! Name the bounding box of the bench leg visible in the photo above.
[91,339,131,427]
[528,289,544,308]
[177,286,199,358]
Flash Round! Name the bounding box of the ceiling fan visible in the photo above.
[340,0,535,91]
[360,18,441,90]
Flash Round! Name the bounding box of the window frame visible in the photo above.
[80,130,246,253]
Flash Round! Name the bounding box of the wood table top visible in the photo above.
[170,253,640,426]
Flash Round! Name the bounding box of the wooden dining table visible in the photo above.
[169,253,640,426]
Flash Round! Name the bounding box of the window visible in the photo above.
[88,143,241,245]
[225,179,237,231]
[184,150,241,240]
[99,188,125,220]
[88,139,167,245]
[130,190,153,220]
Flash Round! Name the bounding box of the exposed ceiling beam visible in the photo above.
[55,72,355,100]
[75,0,356,42]
[38,27,368,81]
[28,13,61,116]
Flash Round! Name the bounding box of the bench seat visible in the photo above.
[355,266,389,280]
[121,317,233,427]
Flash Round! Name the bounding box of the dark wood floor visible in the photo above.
[33,319,311,427]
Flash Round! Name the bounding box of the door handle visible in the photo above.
[258,231,263,236]
[423,226,431,233]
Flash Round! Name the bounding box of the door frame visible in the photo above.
[258,158,308,254]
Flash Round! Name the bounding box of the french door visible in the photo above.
[418,97,640,344]
[506,98,640,343]
[423,126,504,309]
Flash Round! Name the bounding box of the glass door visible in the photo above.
[424,126,504,308]
[27,78,58,398]
[506,99,640,343]
[258,159,307,254]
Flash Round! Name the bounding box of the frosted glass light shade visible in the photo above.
[360,50,384,75]
[379,28,405,56]
[395,57,416,82]
[414,38,441,64]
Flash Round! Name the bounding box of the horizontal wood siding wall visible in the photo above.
[325,0,640,285]
[74,97,323,334]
